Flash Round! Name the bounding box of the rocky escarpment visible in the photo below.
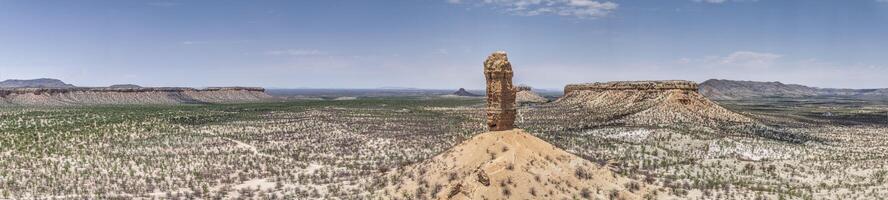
[564,80,699,96]
[699,79,888,100]
[524,81,752,130]
[0,87,271,106]
[522,80,813,143]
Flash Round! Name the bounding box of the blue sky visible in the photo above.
[0,0,886,89]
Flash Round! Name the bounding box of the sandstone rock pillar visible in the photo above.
[484,51,516,131]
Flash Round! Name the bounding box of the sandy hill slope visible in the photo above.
[376,129,657,200]
[516,90,547,104]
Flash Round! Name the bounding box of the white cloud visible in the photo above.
[266,49,327,56]
[449,0,618,19]
[719,51,782,66]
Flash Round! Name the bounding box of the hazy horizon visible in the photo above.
[2,0,887,89]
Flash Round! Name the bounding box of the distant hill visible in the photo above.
[0,78,75,88]
[699,79,888,100]
[452,88,481,97]
[109,84,142,88]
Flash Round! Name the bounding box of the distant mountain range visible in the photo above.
[0,78,75,88]
[699,79,888,100]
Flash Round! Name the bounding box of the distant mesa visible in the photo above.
[109,84,142,88]
[0,79,270,106]
[523,80,813,143]
[526,80,752,131]
[452,88,481,97]
[699,79,888,100]
[0,78,75,88]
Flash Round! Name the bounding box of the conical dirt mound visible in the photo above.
[516,90,548,104]
[376,129,656,200]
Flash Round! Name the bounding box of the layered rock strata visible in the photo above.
[564,80,698,96]
[483,51,516,131]
[0,87,270,106]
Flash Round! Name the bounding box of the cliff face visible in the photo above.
[699,79,888,100]
[564,80,698,96]
[0,87,270,106]
[484,51,517,131]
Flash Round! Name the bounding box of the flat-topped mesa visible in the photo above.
[564,80,699,96]
[0,87,265,97]
[484,51,516,131]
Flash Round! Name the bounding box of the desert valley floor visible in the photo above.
[1,96,887,199]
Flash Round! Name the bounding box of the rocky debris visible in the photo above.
[0,87,270,106]
[515,86,548,104]
[476,170,490,186]
[452,88,481,97]
[109,84,142,88]
[699,79,888,100]
[0,78,74,88]
[564,80,698,95]
[377,129,659,199]
[484,51,517,131]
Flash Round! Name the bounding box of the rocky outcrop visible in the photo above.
[564,80,698,96]
[0,87,270,106]
[699,79,888,100]
[0,78,74,88]
[452,88,481,97]
[484,51,516,131]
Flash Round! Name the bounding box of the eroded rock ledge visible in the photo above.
[564,80,698,95]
